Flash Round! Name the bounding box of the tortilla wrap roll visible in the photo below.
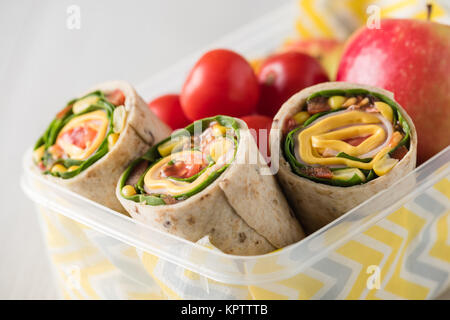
[32,80,171,213]
[270,82,417,233]
[117,115,305,255]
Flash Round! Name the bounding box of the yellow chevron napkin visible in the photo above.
[294,0,449,40]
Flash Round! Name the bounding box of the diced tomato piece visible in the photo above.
[302,166,333,179]
[60,125,98,149]
[106,89,125,106]
[344,135,370,146]
[283,117,298,135]
[390,146,408,160]
[49,144,64,159]
[38,162,46,171]
[388,131,403,148]
[162,154,206,179]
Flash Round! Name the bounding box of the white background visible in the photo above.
[1,0,448,300]
[0,0,290,299]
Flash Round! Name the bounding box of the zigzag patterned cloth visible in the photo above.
[39,171,450,300]
[293,0,449,40]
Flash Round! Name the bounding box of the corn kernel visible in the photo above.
[108,133,120,149]
[342,97,357,107]
[388,131,403,148]
[373,155,398,176]
[212,124,227,137]
[113,105,127,133]
[209,138,234,162]
[157,137,188,157]
[359,97,370,106]
[328,96,346,110]
[72,95,100,114]
[68,165,79,172]
[33,145,45,163]
[293,111,310,125]
[51,164,67,174]
[332,168,366,182]
[375,101,394,123]
[122,185,136,197]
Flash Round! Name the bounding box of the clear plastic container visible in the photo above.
[21,2,450,299]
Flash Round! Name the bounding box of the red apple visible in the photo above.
[337,18,450,164]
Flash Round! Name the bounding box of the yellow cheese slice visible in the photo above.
[311,125,386,157]
[144,136,235,196]
[297,111,389,170]
[144,151,214,196]
[56,110,109,160]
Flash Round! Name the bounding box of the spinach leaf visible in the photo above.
[336,152,372,163]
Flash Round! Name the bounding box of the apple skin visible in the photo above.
[337,19,450,164]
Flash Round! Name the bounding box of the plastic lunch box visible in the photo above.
[21,3,450,300]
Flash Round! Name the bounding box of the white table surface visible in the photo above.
[1,0,448,300]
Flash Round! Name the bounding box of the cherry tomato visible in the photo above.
[106,89,126,106]
[343,135,370,147]
[181,49,259,121]
[59,122,98,149]
[241,115,272,163]
[148,94,190,130]
[256,52,329,117]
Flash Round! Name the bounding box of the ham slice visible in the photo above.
[343,135,370,147]
[301,166,333,179]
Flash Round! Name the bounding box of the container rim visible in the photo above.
[21,146,450,285]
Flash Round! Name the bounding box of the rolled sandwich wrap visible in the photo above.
[32,81,171,213]
[270,82,417,233]
[117,115,305,255]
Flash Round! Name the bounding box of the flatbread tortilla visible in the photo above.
[36,80,171,213]
[118,119,305,255]
[270,82,417,233]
